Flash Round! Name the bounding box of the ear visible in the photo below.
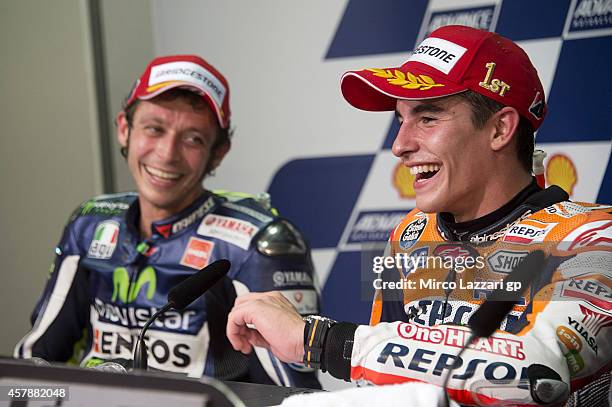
[116,111,130,148]
[490,106,520,152]
[209,139,231,171]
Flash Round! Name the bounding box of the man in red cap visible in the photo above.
[16,55,321,388]
[226,26,611,405]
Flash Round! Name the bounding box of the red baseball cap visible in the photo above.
[125,54,231,129]
[341,25,546,129]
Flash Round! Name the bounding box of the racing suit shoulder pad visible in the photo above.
[213,192,309,256]
[254,218,309,257]
[530,200,612,228]
[216,192,277,226]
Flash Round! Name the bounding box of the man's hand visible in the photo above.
[227,291,305,363]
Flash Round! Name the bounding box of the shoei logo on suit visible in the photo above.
[180,237,214,270]
[487,250,529,274]
[88,220,120,259]
[399,218,427,250]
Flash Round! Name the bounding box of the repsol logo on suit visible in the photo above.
[377,342,528,385]
[408,300,521,331]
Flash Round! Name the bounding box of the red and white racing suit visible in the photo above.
[320,183,611,406]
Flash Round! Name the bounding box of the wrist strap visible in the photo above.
[303,316,335,369]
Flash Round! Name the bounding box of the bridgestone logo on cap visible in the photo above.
[149,61,226,107]
[407,37,467,75]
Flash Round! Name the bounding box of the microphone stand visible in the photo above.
[133,303,172,370]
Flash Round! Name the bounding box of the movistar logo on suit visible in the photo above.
[112,266,156,304]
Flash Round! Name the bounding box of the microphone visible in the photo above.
[440,250,546,406]
[468,250,545,337]
[133,259,231,370]
[91,360,128,373]
[167,259,232,310]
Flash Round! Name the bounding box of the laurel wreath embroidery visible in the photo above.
[367,68,444,90]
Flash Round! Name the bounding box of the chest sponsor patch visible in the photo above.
[180,237,214,270]
[87,311,209,376]
[197,214,259,250]
[396,324,525,360]
[487,250,529,274]
[502,220,557,245]
[398,218,427,250]
[557,220,612,252]
[88,220,120,259]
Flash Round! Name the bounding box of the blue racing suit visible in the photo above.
[15,191,321,388]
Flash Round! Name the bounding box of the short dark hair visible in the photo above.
[455,90,534,173]
[120,88,232,177]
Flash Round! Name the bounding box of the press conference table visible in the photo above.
[224,380,320,406]
[0,358,321,406]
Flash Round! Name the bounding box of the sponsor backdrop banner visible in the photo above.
[152,0,611,336]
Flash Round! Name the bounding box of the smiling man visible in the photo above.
[15,55,321,388]
[226,26,611,405]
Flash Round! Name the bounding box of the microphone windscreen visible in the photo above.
[168,259,231,311]
[469,250,545,338]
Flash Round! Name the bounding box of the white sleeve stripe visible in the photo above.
[269,349,292,386]
[15,255,80,358]
[231,279,292,386]
[253,346,284,386]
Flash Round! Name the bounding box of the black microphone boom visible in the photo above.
[441,250,546,407]
[468,250,545,338]
[133,259,232,370]
[168,259,232,310]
